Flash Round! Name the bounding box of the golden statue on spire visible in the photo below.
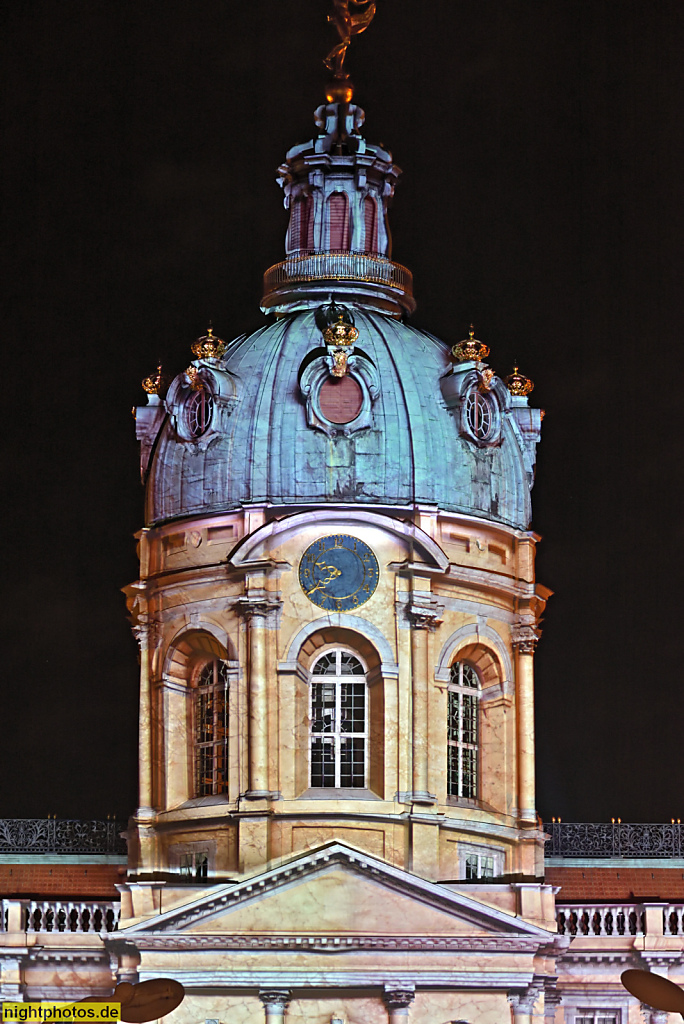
[324,0,377,79]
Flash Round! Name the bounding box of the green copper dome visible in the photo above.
[143,308,541,530]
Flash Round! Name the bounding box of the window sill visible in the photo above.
[298,788,382,801]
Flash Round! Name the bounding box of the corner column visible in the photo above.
[259,990,290,1024]
[132,617,159,872]
[237,592,281,799]
[509,983,541,1024]
[512,622,539,827]
[383,986,415,1024]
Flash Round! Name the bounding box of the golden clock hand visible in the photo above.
[307,564,342,595]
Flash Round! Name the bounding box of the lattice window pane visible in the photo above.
[311,737,336,787]
[187,388,214,438]
[447,662,480,799]
[195,659,230,797]
[448,691,460,741]
[465,854,478,880]
[339,737,365,787]
[340,652,364,675]
[310,650,367,788]
[465,390,493,441]
[314,652,338,675]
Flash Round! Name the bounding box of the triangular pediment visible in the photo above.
[122,842,553,940]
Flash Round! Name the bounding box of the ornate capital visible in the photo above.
[259,990,290,1011]
[509,981,543,1016]
[131,617,161,652]
[511,621,540,654]
[407,597,444,631]
[235,592,282,622]
[383,986,415,1011]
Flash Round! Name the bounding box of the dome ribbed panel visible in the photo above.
[146,310,534,529]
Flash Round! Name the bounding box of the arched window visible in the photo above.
[328,193,350,250]
[288,195,314,252]
[310,649,367,788]
[363,195,377,253]
[194,659,230,796]
[447,661,480,799]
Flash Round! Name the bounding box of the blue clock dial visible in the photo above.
[299,534,379,611]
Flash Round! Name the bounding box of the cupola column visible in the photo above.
[237,592,282,798]
[512,623,539,826]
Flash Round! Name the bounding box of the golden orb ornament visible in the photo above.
[325,79,355,104]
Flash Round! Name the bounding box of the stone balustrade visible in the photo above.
[0,899,120,934]
[663,904,684,935]
[556,903,645,936]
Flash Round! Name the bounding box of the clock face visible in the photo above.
[299,534,379,611]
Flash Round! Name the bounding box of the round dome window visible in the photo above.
[318,375,363,424]
[186,387,214,438]
[464,389,494,441]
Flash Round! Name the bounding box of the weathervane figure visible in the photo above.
[324,0,377,79]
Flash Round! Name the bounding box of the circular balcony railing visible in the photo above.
[262,249,414,304]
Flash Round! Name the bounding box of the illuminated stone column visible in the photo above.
[384,986,415,1024]
[237,592,281,798]
[132,620,156,814]
[509,984,541,1024]
[132,617,159,873]
[259,990,290,1024]
[407,595,442,803]
[512,622,538,827]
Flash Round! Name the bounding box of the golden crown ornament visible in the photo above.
[142,364,171,396]
[191,325,226,361]
[451,325,490,363]
[504,365,534,397]
[323,317,359,347]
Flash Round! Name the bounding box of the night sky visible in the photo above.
[3,1,684,823]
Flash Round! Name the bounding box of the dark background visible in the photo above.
[3,1,683,822]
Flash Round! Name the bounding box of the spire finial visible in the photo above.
[324,0,377,95]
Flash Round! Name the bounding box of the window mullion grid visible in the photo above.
[334,678,341,788]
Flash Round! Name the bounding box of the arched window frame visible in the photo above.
[363,194,378,254]
[309,647,369,789]
[192,657,230,797]
[327,191,350,251]
[447,660,481,801]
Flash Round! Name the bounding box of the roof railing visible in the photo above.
[544,821,684,858]
[0,818,127,855]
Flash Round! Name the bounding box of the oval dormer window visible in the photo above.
[186,387,214,439]
[464,389,493,442]
[319,375,363,424]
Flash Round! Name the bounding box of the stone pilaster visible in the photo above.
[236,592,282,799]
[511,620,539,827]
[407,595,442,804]
[384,985,415,1024]
[132,617,161,872]
[509,981,542,1024]
[259,990,290,1024]
[131,618,160,815]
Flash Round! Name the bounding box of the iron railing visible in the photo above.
[262,249,414,298]
[0,819,127,855]
[544,821,684,858]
